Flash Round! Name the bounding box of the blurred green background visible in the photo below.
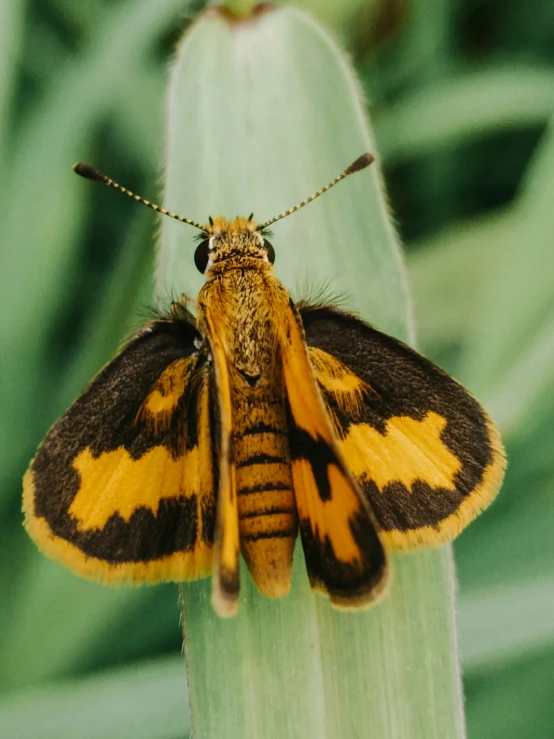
[1,1,553,737]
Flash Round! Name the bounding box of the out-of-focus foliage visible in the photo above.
[0,1,552,738]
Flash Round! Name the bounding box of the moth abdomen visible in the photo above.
[234,406,297,598]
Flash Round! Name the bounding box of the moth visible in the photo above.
[23,154,505,617]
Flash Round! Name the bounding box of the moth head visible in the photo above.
[194,216,274,274]
[72,153,373,275]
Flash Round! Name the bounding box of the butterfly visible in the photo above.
[23,154,505,616]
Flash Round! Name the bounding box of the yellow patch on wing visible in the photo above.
[137,357,195,432]
[378,416,506,550]
[69,445,199,531]
[22,469,213,584]
[291,459,361,565]
[309,347,368,415]
[342,412,461,493]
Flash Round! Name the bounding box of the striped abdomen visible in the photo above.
[234,399,297,597]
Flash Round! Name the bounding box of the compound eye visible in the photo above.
[194,239,210,273]
[263,239,275,264]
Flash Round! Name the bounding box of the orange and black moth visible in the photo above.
[23,154,506,617]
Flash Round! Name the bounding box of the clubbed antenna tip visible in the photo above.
[344,152,375,175]
[72,162,106,183]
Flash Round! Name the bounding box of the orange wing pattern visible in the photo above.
[201,306,240,617]
[279,301,388,609]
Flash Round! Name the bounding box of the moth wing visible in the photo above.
[300,305,506,550]
[279,302,388,609]
[201,306,240,617]
[23,315,216,583]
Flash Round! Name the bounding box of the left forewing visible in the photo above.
[23,317,215,584]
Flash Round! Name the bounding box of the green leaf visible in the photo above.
[460,577,554,670]
[459,118,554,430]
[160,6,464,738]
[375,67,554,164]
[0,0,24,160]
[0,657,189,739]
[407,209,514,364]
[465,648,554,739]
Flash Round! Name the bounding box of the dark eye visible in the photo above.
[194,239,210,273]
[263,239,275,264]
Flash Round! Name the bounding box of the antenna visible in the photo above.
[72,163,206,232]
[257,153,375,230]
